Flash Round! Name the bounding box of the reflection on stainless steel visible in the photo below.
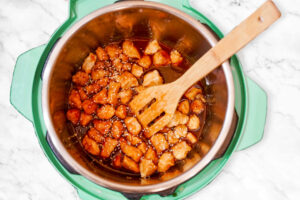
[42,1,234,194]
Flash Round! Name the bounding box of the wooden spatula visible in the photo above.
[129,0,281,138]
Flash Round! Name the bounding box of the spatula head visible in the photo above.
[129,84,180,137]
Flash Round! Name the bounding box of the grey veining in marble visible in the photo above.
[0,0,299,199]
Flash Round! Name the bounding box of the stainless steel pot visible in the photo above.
[42,1,235,197]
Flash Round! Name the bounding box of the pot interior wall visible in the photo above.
[49,7,228,185]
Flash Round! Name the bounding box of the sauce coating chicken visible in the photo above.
[66,39,206,177]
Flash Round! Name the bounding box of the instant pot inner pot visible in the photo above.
[49,7,228,185]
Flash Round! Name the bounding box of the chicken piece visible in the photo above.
[91,69,108,81]
[177,100,190,115]
[199,142,210,155]
[82,135,100,156]
[142,70,163,87]
[78,87,88,101]
[105,44,122,60]
[115,105,127,119]
[119,53,129,63]
[121,141,143,162]
[96,47,109,61]
[172,141,192,160]
[96,77,109,87]
[184,87,202,100]
[138,55,152,69]
[107,82,121,105]
[137,142,147,154]
[82,53,97,74]
[69,89,82,109]
[122,40,140,59]
[158,152,175,172]
[112,58,123,71]
[113,153,122,168]
[186,132,197,144]
[112,74,121,83]
[131,64,143,78]
[167,130,179,145]
[150,133,169,154]
[87,128,104,143]
[191,99,205,114]
[101,137,118,158]
[187,114,200,130]
[66,108,80,124]
[125,117,142,135]
[153,50,171,67]
[174,125,188,138]
[125,133,142,145]
[112,120,124,139]
[80,112,93,126]
[72,71,90,86]
[118,89,132,104]
[195,93,206,102]
[144,147,158,164]
[170,50,183,66]
[93,88,108,104]
[85,82,101,95]
[113,60,123,71]
[122,156,139,173]
[97,105,115,120]
[82,99,98,114]
[93,120,112,135]
[122,63,132,71]
[145,40,161,55]
[140,159,157,177]
[167,111,189,127]
[94,61,106,70]
[119,72,139,89]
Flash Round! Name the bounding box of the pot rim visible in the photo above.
[42,1,235,193]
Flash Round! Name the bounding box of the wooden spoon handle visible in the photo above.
[176,0,281,89]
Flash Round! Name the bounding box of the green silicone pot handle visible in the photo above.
[10,45,46,122]
[236,77,267,151]
[69,0,116,20]
[78,190,104,200]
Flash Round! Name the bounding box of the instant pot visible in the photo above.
[10,0,267,199]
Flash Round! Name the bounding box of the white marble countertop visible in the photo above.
[0,0,299,199]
